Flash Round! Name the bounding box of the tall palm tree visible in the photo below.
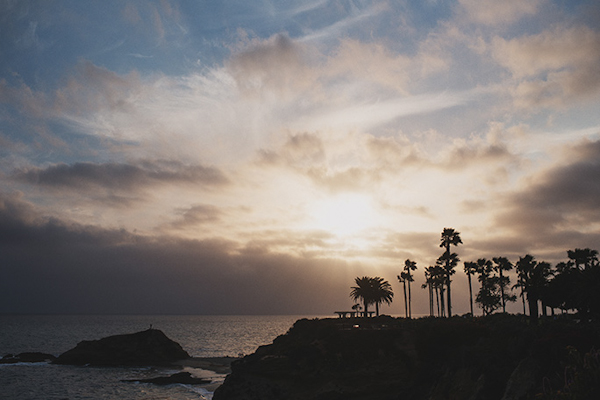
[398,272,408,318]
[437,251,459,317]
[431,263,446,317]
[492,257,514,313]
[422,266,435,317]
[440,228,462,317]
[463,261,478,316]
[515,255,552,323]
[404,259,417,318]
[512,272,527,315]
[350,276,394,317]
[534,261,553,317]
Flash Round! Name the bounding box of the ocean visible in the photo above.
[0,314,317,399]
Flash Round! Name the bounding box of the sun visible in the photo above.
[306,194,379,237]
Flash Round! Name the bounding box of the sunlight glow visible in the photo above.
[307,194,378,237]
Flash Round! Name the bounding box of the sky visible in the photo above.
[1,0,599,315]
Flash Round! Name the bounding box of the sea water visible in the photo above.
[0,315,317,399]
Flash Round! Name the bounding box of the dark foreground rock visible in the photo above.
[122,371,210,386]
[1,352,57,364]
[54,328,190,366]
[213,315,600,400]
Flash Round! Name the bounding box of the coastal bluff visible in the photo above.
[53,328,190,366]
[213,315,600,400]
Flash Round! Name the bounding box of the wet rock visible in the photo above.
[122,371,210,386]
[0,352,56,364]
[54,328,190,366]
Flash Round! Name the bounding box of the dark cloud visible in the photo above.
[0,193,362,315]
[493,139,600,249]
[13,160,229,191]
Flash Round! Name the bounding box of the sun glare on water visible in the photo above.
[307,194,379,237]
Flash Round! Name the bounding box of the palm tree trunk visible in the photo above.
[445,245,452,318]
[446,280,452,318]
[528,295,538,323]
[500,269,506,313]
[408,280,412,319]
[520,286,526,315]
[429,283,434,317]
[439,287,446,317]
[435,287,440,317]
[364,299,369,317]
[402,280,408,318]
[467,273,473,316]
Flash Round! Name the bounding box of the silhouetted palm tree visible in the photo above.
[440,228,462,317]
[398,272,408,318]
[492,256,515,313]
[463,261,478,316]
[437,251,459,317]
[515,255,537,320]
[567,248,599,270]
[431,262,446,317]
[515,255,552,323]
[422,266,436,317]
[536,261,553,317]
[404,259,417,318]
[549,249,600,317]
[350,277,374,316]
[371,277,394,316]
[513,270,527,315]
[350,276,394,317]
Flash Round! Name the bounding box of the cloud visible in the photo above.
[441,134,518,172]
[492,25,600,109]
[227,33,317,98]
[169,204,224,229]
[0,192,364,315]
[364,135,424,168]
[459,0,542,26]
[324,39,412,94]
[297,2,385,43]
[11,160,230,209]
[55,61,142,116]
[494,139,600,244]
[256,132,385,193]
[14,160,229,190]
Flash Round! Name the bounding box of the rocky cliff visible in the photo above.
[213,315,600,400]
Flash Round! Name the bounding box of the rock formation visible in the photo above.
[54,328,190,366]
[0,352,57,364]
[213,315,600,400]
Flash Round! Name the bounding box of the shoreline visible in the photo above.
[174,356,238,374]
